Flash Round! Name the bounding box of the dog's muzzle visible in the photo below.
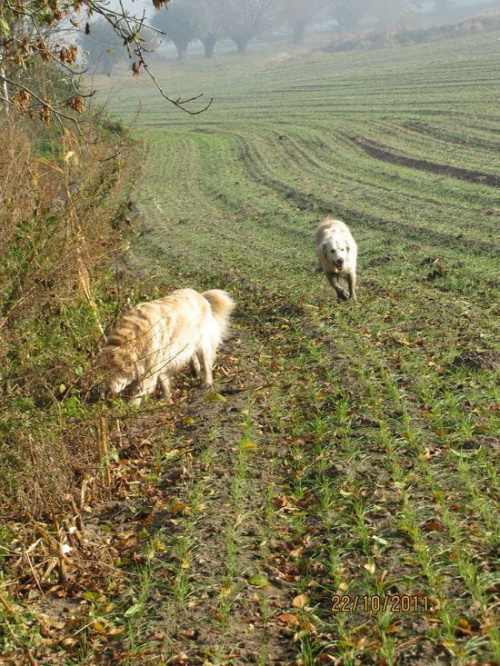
[336,261,344,270]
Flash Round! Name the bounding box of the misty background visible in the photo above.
[79,0,500,72]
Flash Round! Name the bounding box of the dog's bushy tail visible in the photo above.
[202,290,235,338]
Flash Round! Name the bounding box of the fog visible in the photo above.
[80,0,499,71]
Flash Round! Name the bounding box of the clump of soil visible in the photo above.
[450,349,499,371]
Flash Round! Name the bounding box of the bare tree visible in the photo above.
[329,0,421,33]
[217,0,283,54]
[152,0,208,60]
[329,0,374,33]
[198,0,225,58]
[285,0,328,44]
[79,19,129,74]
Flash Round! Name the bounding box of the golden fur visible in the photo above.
[316,217,358,300]
[98,288,235,405]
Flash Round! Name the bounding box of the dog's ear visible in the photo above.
[321,241,329,261]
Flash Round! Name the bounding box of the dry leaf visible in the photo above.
[242,441,259,450]
[276,612,300,625]
[422,522,443,532]
[292,593,309,609]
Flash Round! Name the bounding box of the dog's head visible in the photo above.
[322,235,350,271]
[97,345,137,396]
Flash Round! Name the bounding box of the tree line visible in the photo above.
[119,0,456,62]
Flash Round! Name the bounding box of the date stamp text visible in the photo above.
[332,594,429,613]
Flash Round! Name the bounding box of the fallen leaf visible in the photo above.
[241,441,259,450]
[220,582,232,598]
[276,612,299,626]
[363,562,376,574]
[91,620,107,634]
[292,593,309,609]
[289,546,304,558]
[248,573,271,588]
[177,629,198,640]
[107,626,126,636]
[455,618,473,635]
[372,535,389,546]
[124,603,143,617]
[170,502,190,515]
[276,570,298,582]
[204,392,226,403]
[422,522,443,532]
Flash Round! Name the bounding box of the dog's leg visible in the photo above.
[130,373,158,405]
[326,272,349,301]
[190,354,201,378]
[199,348,215,388]
[346,272,357,300]
[158,372,173,403]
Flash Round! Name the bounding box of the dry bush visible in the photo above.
[0,115,136,518]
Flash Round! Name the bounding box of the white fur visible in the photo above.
[315,217,358,301]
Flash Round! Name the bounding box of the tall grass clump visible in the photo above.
[0,114,136,518]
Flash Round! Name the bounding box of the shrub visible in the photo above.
[0,115,137,517]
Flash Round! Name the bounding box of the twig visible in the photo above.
[68,495,84,532]
[22,546,45,596]
[220,383,275,395]
[98,416,111,485]
[0,591,16,616]
[142,61,213,115]
[396,636,423,652]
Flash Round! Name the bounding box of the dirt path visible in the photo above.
[354,136,500,188]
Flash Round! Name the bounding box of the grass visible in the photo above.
[1,27,499,665]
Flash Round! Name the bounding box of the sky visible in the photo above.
[108,0,154,18]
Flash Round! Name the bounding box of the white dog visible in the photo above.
[98,288,235,405]
[316,217,358,300]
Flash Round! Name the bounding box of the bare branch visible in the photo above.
[1,0,212,122]
[141,60,214,115]
[0,73,86,136]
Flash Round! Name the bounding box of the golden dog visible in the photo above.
[98,288,235,405]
